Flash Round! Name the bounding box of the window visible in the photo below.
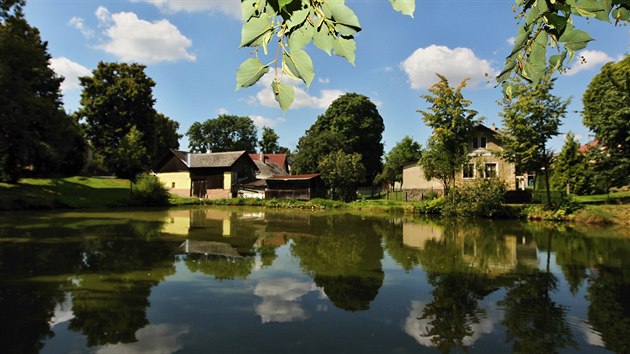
[472,138,478,149]
[463,164,475,178]
[484,163,497,178]
[171,182,176,188]
[480,136,487,148]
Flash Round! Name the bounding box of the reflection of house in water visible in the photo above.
[402,222,539,274]
[402,223,444,250]
[180,239,242,258]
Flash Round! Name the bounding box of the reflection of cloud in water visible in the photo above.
[49,293,74,328]
[573,317,604,347]
[403,300,495,347]
[96,324,189,354]
[254,278,323,323]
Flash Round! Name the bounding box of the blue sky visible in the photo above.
[26,0,629,153]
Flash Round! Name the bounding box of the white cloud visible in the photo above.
[384,66,394,73]
[133,0,241,18]
[506,37,515,45]
[68,17,94,38]
[49,57,91,92]
[564,50,614,76]
[96,6,111,24]
[217,107,229,115]
[400,45,497,90]
[318,77,330,84]
[97,323,189,354]
[251,73,345,110]
[249,115,286,128]
[96,7,196,64]
[254,278,322,323]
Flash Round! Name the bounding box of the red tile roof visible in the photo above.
[249,153,288,171]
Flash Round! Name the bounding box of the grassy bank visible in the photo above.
[2,178,628,226]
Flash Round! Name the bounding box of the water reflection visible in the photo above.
[1,208,630,353]
[254,278,324,323]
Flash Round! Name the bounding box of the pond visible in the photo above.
[0,207,629,354]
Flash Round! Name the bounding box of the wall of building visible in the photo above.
[401,164,443,190]
[157,172,191,197]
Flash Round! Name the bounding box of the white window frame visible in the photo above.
[484,162,498,179]
[463,163,476,179]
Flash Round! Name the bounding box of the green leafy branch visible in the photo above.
[236,0,627,110]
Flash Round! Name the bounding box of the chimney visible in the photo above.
[259,151,264,160]
[491,123,497,131]
[186,152,191,166]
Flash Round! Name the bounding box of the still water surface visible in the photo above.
[1,207,629,354]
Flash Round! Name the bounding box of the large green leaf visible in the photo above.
[522,31,548,85]
[240,13,274,48]
[288,22,314,49]
[389,0,415,17]
[558,25,593,51]
[314,25,335,55]
[285,8,309,30]
[283,49,315,88]
[327,0,361,31]
[333,36,356,65]
[278,0,294,10]
[242,0,265,20]
[272,80,295,111]
[236,58,269,90]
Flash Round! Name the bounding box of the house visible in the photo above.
[249,153,290,174]
[265,174,327,200]
[402,124,517,196]
[154,149,258,199]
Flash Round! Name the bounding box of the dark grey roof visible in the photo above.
[188,151,247,168]
[253,160,287,179]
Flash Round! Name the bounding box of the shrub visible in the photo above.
[415,196,446,214]
[131,174,169,206]
[444,179,507,217]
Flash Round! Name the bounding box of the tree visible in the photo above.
[259,127,282,153]
[582,55,630,188]
[292,129,344,175]
[108,126,147,182]
[236,0,629,109]
[76,62,179,176]
[186,114,257,153]
[0,0,85,182]
[499,74,570,206]
[298,93,384,184]
[551,132,590,195]
[318,150,365,201]
[377,136,421,190]
[152,113,182,167]
[418,75,479,196]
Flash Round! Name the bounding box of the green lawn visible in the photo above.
[573,191,630,204]
[0,176,132,210]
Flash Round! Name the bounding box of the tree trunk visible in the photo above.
[544,167,552,207]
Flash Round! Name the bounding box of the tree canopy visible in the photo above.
[236,0,629,109]
[292,129,344,175]
[76,62,180,177]
[551,132,591,195]
[418,75,479,196]
[377,136,422,189]
[0,0,85,182]
[296,93,383,184]
[582,55,630,188]
[499,74,569,205]
[318,150,365,201]
[186,114,258,153]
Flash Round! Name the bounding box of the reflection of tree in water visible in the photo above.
[185,254,255,280]
[290,213,384,311]
[587,266,630,353]
[417,226,498,354]
[500,230,575,354]
[68,220,176,347]
[0,222,83,354]
[376,218,422,272]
